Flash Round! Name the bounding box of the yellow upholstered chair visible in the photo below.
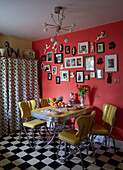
[91,103,117,153]
[19,100,48,149]
[57,110,96,170]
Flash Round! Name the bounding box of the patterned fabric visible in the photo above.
[0,57,40,137]
[0,57,8,137]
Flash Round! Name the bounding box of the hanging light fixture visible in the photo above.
[43,6,76,43]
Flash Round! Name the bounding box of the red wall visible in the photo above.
[32,20,123,141]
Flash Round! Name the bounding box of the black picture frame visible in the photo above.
[84,74,89,80]
[76,71,84,83]
[41,55,46,61]
[85,56,95,72]
[97,42,105,53]
[54,53,63,64]
[59,44,63,52]
[65,46,70,54]
[96,69,104,79]
[48,73,52,80]
[72,46,76,55]
[56,76,60,84]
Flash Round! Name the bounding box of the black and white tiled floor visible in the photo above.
[0,128,123,170]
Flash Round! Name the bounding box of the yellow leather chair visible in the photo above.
[57,110,96,170]
[91,103,117,154]
[19,100,48,149]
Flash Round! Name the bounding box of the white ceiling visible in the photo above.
[0,0,123,41]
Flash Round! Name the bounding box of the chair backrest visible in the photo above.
[40,97,54,107]
[102,103,117,126]
[19,100,36,119]
[75,110,96,139]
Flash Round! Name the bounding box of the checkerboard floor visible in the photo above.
[0,128,123,170]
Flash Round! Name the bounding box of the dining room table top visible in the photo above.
[31,105,94,122]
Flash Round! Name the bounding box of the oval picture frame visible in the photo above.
[41,63,44,69]
[59,44,63,52]
[72,46,76,55]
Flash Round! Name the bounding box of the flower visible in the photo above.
[76,85,90,96]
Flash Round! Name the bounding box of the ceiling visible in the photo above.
[0,0,123,41]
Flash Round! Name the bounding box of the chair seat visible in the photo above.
[58,128,86,146]
[92,125,109,135]
[23,119,46,128]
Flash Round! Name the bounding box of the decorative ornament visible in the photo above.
[44,44,50,54]
[95,31,107,42]
[4,41,20,57]
[107,73,112,84]
[60,64,64,69]
[59,44,63,52]
[109,41,116,49]
[91,42,94,52]
[70,72,74,79]
[52,41,58,53]
[97,58,103,65]
[72,46,76,55]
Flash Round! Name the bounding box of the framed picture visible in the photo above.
[56,76,60,84]
[54,53,63,64]
[65,56,83,68]
[78,42,89,54]
[72,46,76,55]
[85,56,95,72]
[96,69,104,79]
[45,65,50,71]
[105,54,117,72]
[84,75,89,80]
[48,73,52,80]
[52,66,57,75]
[90,72,95,78]
[41,63,44,69]
[97,42,105,53]
[59,44,63,52]
[41,55,46,61]
[47,52,53,62]
[60,71,69,81]
[65,46,70,54]
[76,71,84,83]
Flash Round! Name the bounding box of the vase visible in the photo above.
[0,48,5,56]
[80,94,86,108]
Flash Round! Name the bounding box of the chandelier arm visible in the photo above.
[51,16,57,25]
[61,26,73,29]
[59,30,66,39]
[61,28,70,31]
[46,24,57,27]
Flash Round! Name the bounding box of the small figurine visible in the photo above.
[91,42,94,52]
[107,73,112,84]
[52,41,58,53]
[95,31,107,42]
[70,92,74,99]
[4,41,20,57]
[44,44,50,54]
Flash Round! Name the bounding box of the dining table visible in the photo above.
[31,104,94,149]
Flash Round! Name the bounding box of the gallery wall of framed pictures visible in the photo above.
[40,36,118,84]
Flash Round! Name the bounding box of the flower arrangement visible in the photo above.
[76,85,90,96]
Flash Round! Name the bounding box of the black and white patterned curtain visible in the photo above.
[0,57,40,137]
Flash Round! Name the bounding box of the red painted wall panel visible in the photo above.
[32,20,123,141]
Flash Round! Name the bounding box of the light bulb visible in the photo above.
[71,23,75,27]
[50,38,55,42]
[43,23,47,27]
[69,29,73,33]
[55,41,58,45]
[64,39,68,43]
[44,28,48,32]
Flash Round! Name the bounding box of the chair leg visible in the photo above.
[77,146,84,170]
[57,140,62,158]
[19,126,22,142]
[32,128,36,148]
[24,126,33,148]
[90,140,96,163]
[110,135,116,153]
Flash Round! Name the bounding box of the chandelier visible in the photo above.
[43,6,75,43]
